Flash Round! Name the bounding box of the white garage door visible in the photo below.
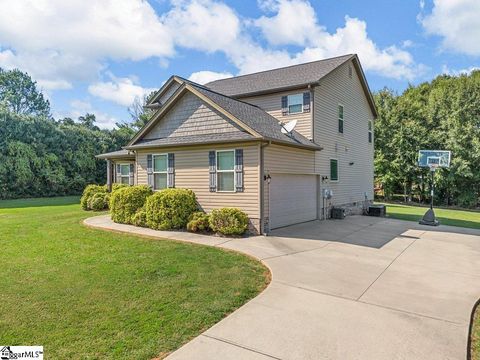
[269,174,317,229]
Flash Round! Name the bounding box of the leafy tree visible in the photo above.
[0,68,50,117]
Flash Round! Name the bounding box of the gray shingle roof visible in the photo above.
[96,149,134,159]
[191,84,320,149]
[127,132,256,149]
[205,54,354,97]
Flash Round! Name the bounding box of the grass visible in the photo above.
[379,202,480,229]
[472,304,480,360]
[0,197,269,359]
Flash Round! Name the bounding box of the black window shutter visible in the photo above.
[167,153,175,188]
[129,163,134,186]
[303,92,311,112]
[281,96,288,115]
[209,151,216,192]
[147,154,153,188]
[235,149,244,192]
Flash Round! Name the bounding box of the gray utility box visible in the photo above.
[369,204,386,217]
[331,207,346,219]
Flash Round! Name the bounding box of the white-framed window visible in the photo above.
[118,163,130,184]
[153,154,168,190]
[216,150,235,192]
[288,93,303,114]
[330,159,339,182]
[368,120,373,143]
[338,104,344,133]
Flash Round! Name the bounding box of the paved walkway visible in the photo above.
[84,215,480,360]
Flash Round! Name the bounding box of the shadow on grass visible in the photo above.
[0,196,80,209]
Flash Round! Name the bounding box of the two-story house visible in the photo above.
[97,54,377,234]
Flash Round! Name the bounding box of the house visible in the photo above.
[97,54,376,234]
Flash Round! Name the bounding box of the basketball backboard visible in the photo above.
[418,150,451,168]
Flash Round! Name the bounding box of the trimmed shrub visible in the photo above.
[132,206,148,228]
[88,192,109,211]
[80,184,107,210]
[112,183,129,192]
[110,185,153,224]
[187,211,211,233]
[146,188,197,230]
[209,208,249,236]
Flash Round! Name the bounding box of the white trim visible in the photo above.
[216,149,236,193]
[287,93,304,114]
[329,158,339,182]
[118,162,131,185]
[152,153,168,190]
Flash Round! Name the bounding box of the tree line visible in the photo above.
[0,68,152,199]
[1,67,479,208]
[374,70,480,208]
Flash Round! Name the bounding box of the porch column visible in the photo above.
[106,159,112,192]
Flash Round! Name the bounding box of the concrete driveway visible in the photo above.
[85,215,480,359]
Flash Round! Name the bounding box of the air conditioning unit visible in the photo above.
[368,205,386,217]
[331,207,345,219]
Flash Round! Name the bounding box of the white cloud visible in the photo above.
[254,0,322,46]
[164,0,240,53]
[442,64,480,76]
[88,73,156,107]
[252,0,422,80]
[0,0,173,89]
[62,100,118,129]
[188,70,233,84]
[422,0,480,56]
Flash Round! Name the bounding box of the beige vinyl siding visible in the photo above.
[262,144,317,228]
[157,80,181,105]
[144,92,244,140]
[313,60,374,207]
[136,143,260,219]
[242,88,313,139]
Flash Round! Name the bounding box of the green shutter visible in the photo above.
[330,159,338,181]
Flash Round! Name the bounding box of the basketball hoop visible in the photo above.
[428,163,439,172]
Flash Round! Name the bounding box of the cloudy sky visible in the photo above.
[0,0,478,128]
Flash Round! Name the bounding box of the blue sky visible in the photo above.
[0,0,478,128]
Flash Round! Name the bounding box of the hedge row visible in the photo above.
[80,183,128,211]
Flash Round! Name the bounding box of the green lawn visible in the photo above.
[379,202,480,229]
[0,197,269,359]
[473,305,480,360]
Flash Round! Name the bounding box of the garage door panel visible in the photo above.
[270,174,317,229]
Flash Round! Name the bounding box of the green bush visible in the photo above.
[112,183,129,192]
[132,206,148,228]
[110,185,153,224]
[146,188,197,230]
[187,211,211,233]
[88,192,109,211]
[209,208,249,236]
[80,184,107,210]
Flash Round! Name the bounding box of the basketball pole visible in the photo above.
[419,165,439,226]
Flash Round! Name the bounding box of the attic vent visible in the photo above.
[348,65,353,79]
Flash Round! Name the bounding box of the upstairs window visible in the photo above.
[153,154,168,190]
[368,120,373,143]
[338,105,344,133]
[287,94,303,114]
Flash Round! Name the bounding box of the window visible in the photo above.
[288,94,303,114]
[119,164,130,184]
[217,150,235,192]
[330,159,338,181]
[368,120,373,143]
[338,105,344,133]
[153,154,168,190]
